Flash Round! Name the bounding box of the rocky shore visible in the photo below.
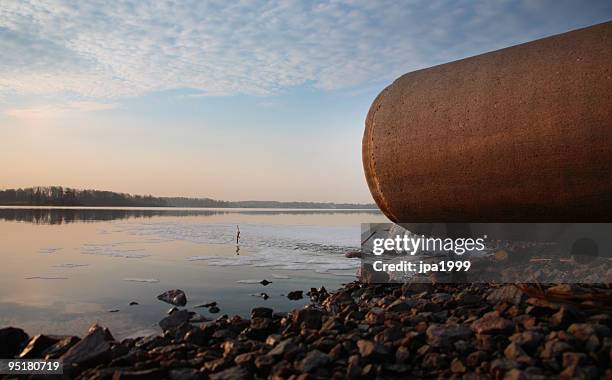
[1,282,611,380]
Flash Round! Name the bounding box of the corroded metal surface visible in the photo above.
[363,22,612,222]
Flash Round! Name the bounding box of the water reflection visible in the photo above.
[0,207,381,225]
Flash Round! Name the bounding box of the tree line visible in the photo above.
[0,186,168,207]
[0,186,377,209]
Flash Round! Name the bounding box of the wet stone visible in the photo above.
[159,310,191,331]
[157,289,187,307]
[251,307,273,319]
[287,290,304,300]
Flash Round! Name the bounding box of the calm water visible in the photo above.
[0,207,385,339]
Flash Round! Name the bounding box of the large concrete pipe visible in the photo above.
[363,21,612,223]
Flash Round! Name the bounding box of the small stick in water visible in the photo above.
[236,225,241,255]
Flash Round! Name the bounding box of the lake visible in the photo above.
[0,207,386,339]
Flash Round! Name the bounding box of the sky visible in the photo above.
[1,0,611,203]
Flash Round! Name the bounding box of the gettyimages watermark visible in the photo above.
[359,223,612,284]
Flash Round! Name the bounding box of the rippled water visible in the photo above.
[0,207,385,338]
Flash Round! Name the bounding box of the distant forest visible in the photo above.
[0,186,377,209]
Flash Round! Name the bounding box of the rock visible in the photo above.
[129,301,139,306]
[386,299,415,312]
[466,351,489,368]
[320,317,343,333]
[109,309,120,313]
[268,339,298,358]
[112,368,166,379]
[209,306,220,314]
[365,309,385,324]
[299,350,331,372]
[322,290,354,311]
[395,346,410,363]
[562,352,588,367]
[292,307,325,330]
[251,307,273,319]
[189,313,210,323]
[540,339,572,359]
[3,279,609,378]
[494,249,509,261]
[265,334,282,346]
[431,292,451,304]
[585,335,601,352]
[422,352,449,370]
[157,289,187,306]
[509,331,543,353]
[490,359,519,377]
[168,307,179,314]
[504,368,528,380]
[168,368,205,380]
[375,326,403,343]
[347,354,362,378]
[450,358,466,373]
[567,323,597,342]
[234,352,257,366]
[19,334,63,358]
[42,336,80,359]
[471,311,514,334]
[195,302,217,308]
[357,339,376,357]
[559,365,599,380]
[159,310,191,331]
[259,279,272,286]
[454,339,471,354]
[250,317,271,331]
[287,290,303,300]
[360,263,390,283]
[504,342,535,365]
[426,324,473,347]
[61,324,114,369]
[0,327,29,358]
[345,251,362,258]
[456,292,481,305]
[550,307,575,329]
[487,285,525,305]
[211,329,237,340]
[254,354,275,369]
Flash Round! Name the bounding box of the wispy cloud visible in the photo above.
[5,101,116,120]
[0,0,610,99]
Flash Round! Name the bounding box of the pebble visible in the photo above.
[0,280,608,379]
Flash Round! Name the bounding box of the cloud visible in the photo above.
[0,0,610,99]
[5,101,116,120]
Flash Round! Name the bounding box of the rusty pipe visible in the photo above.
[363,21,612,223]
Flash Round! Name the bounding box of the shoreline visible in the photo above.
[2,281,610,379]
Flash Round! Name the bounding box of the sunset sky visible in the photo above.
[1,1,611,203]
